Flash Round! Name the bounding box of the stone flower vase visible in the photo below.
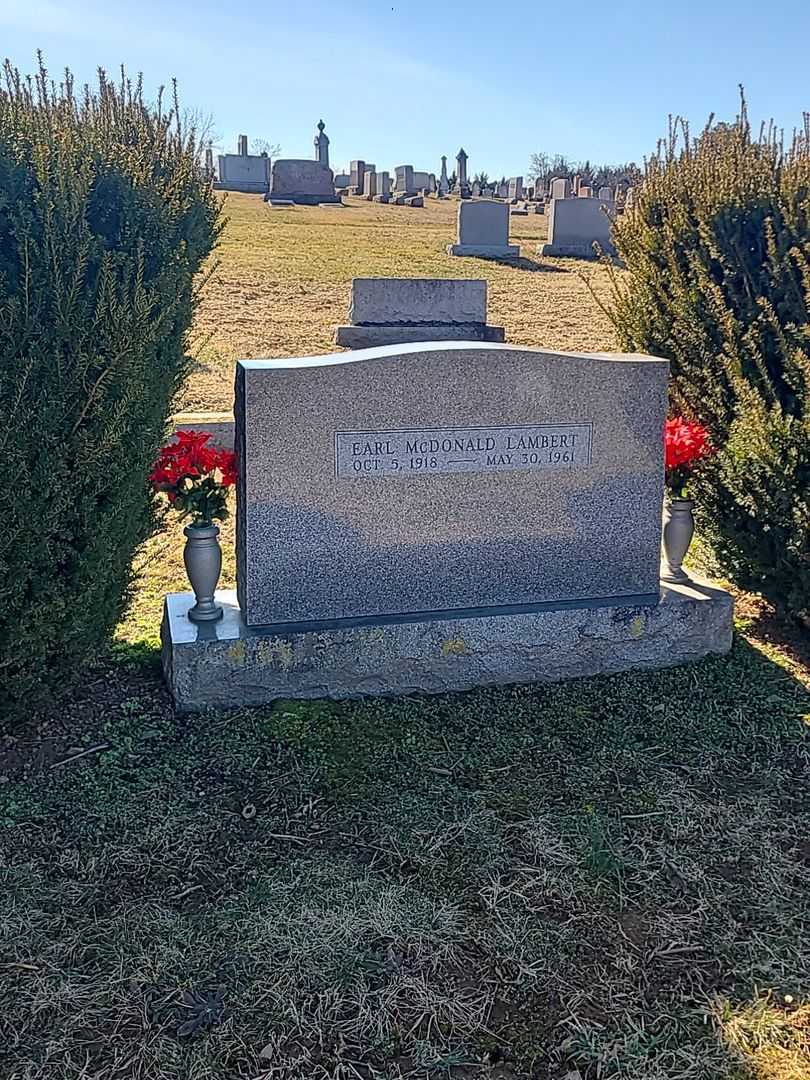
[661,498,695,583]
[183,522,223,622]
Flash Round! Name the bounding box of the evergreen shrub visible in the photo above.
[606,101,810,619]
[0,60,221,717]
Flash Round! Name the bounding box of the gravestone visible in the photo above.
[471,181,481,197]
[334,172,350,188]
[395,165,415,194]
[447,200,519,258]
[412,170,431,190]
[235,342,669,626]
[266,160,340,204]
[204,144,214,174]
[350,160,366,194]
[238,134,249,157]
[455,148,470,197]
[438,155,450,195]
[378,171,391,196]
[216,147,272,194]
[334,278,505,347]
[162,342,733,710]
[508,176,524,200]
[550,177,571,199]
[314,120,330,168]
[579,186,593,198]
[598,186,612,201]
[540,197,616,258]
[363,171,378,199]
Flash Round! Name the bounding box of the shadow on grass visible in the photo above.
[503,255,569,273]
[1,637,808,1079]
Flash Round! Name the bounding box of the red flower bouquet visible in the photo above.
[664,417,710,498]
[149,430,237,525]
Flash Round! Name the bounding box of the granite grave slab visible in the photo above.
[447,200,519,258]
[266,160,340,205]
[234,342,668,627]
[541,197,616,258]
[334,278,505,347]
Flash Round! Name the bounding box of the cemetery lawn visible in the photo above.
[2,626,809,1080]
[183,193,616,412]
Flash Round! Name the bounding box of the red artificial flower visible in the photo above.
[664,417,711,472]
[149,432,237,525]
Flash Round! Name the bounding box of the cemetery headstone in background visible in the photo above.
[266,160,341,205]
[334,278,505,347]
[314,120,330,167]
[541,197,616,258]
[350,160,366,194]
[215,137,271,194]
[447,200,520,258]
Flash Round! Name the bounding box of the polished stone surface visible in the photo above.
[162,576,734,711]
[267,159,340,205]
[349,279,487,325]
[447,200,520,258]
[541,197,616,258]
[235,342,669,628]
[215,152,271,194]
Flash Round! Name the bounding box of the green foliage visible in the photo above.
[0,58,221,719]
[606,99,810,618]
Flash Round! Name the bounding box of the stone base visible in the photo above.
[172,410,234,450]
[334,324,506,348]
[373,194,391,203]
[266,194,342,205]
[405,196,424,207]
[510,208,529,216]
[213,181,269,194]
[447,243,520,258]
[162,577,734,713]
[540,242,616,259]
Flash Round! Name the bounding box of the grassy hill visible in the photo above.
[185,193,617,412]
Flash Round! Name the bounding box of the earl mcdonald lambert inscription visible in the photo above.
[335,423,593,478]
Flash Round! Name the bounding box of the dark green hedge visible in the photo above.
[607,104,810,620]
[0,61,221,719]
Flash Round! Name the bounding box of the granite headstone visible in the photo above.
[266,160,340,204]
[541,197,616,258]
[447,200,519,258]
[235,342,669,627]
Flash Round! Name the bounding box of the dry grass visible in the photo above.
[2,642,809,1079]
[4,191,808,1080]
[184,193,617,412]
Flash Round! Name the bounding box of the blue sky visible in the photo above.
[3,0,810,178]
